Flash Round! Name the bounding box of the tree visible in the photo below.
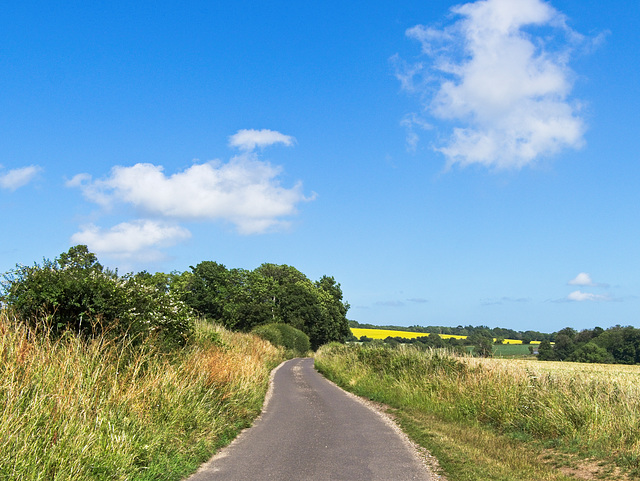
[185,262,350,349]
[184,261,230,321]
[567,342,614,363]
[2,246,194,346]
[537,340,557,361]
[468,333,493,357]
[553,327,577,360]
[594,326,640,364]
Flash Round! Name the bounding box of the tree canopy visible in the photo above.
[183,261,350,349]
[1,247,351,351]
[1,245,194,346]
[539,325,640,364]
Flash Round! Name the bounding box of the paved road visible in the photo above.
[187,357,434,481]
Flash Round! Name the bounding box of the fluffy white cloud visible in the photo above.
[567,290,610,302]
[228,129,296,152]
[568,272,594,286]
[567,272,610,288]
[69,154,311,234]
[399,0,588,169]
[0,165,42,191]
[71,220,191,260]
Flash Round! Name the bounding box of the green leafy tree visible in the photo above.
[184,261,349,349]
[567,342,614,363]
[2,246,194,346]
[184,261,230,321]
[553,327,577,360]
[594,326,640,364]
[537,339,557,360]
[469,333,493,357]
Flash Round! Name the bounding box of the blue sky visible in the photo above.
[1,0,639,333]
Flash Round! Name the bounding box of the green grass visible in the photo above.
[315,343,640,480]
[492,343,535,358]
[0,311,286,480]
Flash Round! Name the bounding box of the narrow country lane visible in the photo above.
[187,357,435,481]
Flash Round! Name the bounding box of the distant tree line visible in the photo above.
[349,320,552,343]
[356,331,496,357]
[350,320,640,364]
[1,246,351,351]
[538,326,640,364]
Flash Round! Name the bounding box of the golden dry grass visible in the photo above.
[316,343,640,479]
[0,311,285,480]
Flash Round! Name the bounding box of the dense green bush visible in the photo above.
[252,323,310,355]
[1,245,194,347]
[186,262,350,349]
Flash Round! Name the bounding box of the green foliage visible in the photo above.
[1,246,194,347]
[252,323,284,348]
[252,323,311,355]
[538,325,640,364]
[537,339,557,360]
[185,262,350,350]
[567,342,614,363]
[468,332,494,357]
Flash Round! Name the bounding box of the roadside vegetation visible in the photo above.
[0,245,348,480]
[315,343,640,480]
[0,312,284,480]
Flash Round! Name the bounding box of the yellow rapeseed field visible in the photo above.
[350,327,526,344]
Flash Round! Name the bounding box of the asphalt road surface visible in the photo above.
[187,357,435,481]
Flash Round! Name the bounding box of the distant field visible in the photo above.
[492,343,534,357]
[351,327,466,341]
[350,327,536,344]
[316,344,640,479]
[479,357,640,390]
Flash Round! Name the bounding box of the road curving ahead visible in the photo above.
[187,357,436,481]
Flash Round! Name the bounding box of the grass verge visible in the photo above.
[315,343,640,480]
[0,311,285,480]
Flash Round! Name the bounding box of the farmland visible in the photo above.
[351,327,467,341]
[316,343,640,480]
[350,327,538,344]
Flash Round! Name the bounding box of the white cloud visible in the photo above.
[0,165,42,191]
[71,220,191,260]
[568,272,594,286]
[400,113,432,152]
[399,0,589,169]
[228,129,296,152]
[70,154,312,235]
[567,290,610,302]
[567,272,609,288]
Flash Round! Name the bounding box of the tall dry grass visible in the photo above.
[0,311,284,480]
[315,343,640,476]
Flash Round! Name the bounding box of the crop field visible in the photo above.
[492,343,534,357]
[470,356,640,391]
[351,327,466,341]
[350,327,535,344]
[316,343,640,480]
